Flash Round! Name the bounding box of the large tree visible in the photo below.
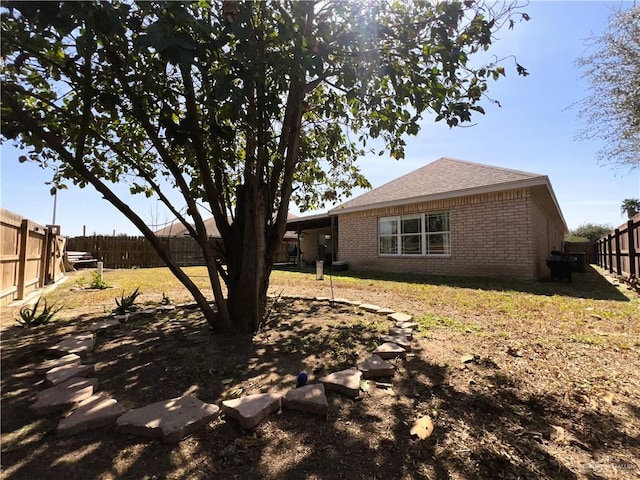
[576,4,640,169]
[2,1,528,333]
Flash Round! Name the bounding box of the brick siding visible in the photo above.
[338,188,563,280]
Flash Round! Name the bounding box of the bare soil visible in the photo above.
[1,267,639,480]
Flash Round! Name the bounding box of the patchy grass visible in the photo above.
[1,264,638,479]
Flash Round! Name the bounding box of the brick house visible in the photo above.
[289,157,567,280]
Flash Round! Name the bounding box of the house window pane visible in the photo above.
[427,233,450,254]
[401,217,421,234]
[379,218,397,236]
[401,235,421,254]
[426,213,449,232]
[379,236,397,254]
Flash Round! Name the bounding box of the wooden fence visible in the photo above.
[595,215,640,279]
[1,209,66,305]
[66,235,293,269]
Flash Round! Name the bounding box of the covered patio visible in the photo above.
[286,212,337,267]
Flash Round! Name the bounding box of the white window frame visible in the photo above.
[378,212,450,256]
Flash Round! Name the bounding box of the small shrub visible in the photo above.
[114,287,141,315]
[16,298,62,327]
[88,272,109,289]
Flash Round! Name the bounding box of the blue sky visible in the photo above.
[1,0,639,236]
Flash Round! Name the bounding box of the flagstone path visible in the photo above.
[28,296,417,443]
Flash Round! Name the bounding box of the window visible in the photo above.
[425,212,450,255]
[401,215,422,255]
[378,217,398,254]
[378,212,450,256]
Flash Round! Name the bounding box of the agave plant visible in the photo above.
[114,288,141,315]
[16,298,62,327]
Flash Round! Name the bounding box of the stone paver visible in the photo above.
[222,393,281,429]
[117,394,220,443]
[319,369,362,397]
[31,377,99,415]
[373,342,406,359]
[45,363,95,386]
[47,333,95,358]
[396,320,419,329]
[388,312,413,323]
[156,305,176,312]
[381,333,412,351]
[112,313,130,322]
[376,308,395,315]
[35,354,81,375]
[87,319,121,332]
[283,383,328,416]
[331,298,353,305]
[57,392,125,437]
[359,304,381,313]
[389,327,413,338]
[357,355,395,379]
[343,300,362,306]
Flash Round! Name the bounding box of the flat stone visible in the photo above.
[156,305,176,312]
[31,377,99,415]
[112,314,130,322]
[283,384,328,416]
[57,392,125,437]
[46,364,95,386]
[319,369,362,397]
[47,333,95,359]
[117,394,220,443]
[373,342,406,359]
[377,308,395,315]
[343,300,362,306]
[381,333,412,351]
[359,304,381,313]
[357,355,395,379]
[396,321,419,329]
[315,296,331,301]
[87,319,121,332]
[389,312,413,323]
[35,354,81,375]
[138,308,157,316]
[221,393,281,429]
[389,327,413,338]
[331,298,353,305]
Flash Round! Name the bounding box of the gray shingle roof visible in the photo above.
[331,157,547,213]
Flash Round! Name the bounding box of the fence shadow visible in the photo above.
[274,263,632,302]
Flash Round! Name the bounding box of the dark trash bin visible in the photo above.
[546,252,577,282]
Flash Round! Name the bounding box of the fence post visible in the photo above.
[607,234,613,273]
[628,220,637,278]
[16,219,29,300]
[614,229,622,275]
[40,226,52,287]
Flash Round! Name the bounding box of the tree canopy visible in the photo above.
[1,0,529,332]
[567,223,612,243]
[576,4,640,170]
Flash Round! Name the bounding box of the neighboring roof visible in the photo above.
[286,211,332,230]
[329,157,567,232]
[155,213,299,238]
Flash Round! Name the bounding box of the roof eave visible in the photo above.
[329,177,549,215]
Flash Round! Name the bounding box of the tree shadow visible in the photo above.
[1,299,637,479]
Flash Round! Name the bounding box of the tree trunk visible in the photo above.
[223,181,275,333]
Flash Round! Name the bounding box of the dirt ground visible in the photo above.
[1,268,639,480]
